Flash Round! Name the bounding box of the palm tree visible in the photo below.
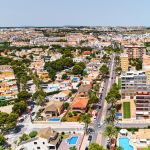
[104,116,111,125]
[108,108,118,125]
[115,146,124,150]
[102,124,115,150]
[20,76,28,91]
[107,97,117,107]
[36,95,46,106]
[79,114,93,135]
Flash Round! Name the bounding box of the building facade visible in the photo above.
[120,53,129,71]
[121,71,147,99]
[124,45,146,60]
[136,85,150,119]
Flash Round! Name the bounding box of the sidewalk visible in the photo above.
[80,135,88,150]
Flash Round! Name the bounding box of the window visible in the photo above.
[34,142,37,144]
[37,147,40,149]
[43,142,45,144]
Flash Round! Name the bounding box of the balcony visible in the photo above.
[136,104,150,107]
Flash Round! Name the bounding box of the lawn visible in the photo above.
[60,135,69,139]
[138,146,150,150]
[123,102,131,118]
[118,78,121,89]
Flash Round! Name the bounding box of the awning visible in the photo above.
[140,139,147,141]
[120,129,128,134]
[0,97,5,100]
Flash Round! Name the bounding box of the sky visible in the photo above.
[0,0,150,27]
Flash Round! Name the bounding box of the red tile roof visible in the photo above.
[71,98,89,108]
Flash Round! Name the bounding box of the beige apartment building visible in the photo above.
[120,53,129,71]
[124,45,146,60]
[142,55,150,85]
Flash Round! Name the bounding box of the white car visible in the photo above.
[93,116,97,121]
[107,138,110,142]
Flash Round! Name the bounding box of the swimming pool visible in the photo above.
[47,118,60,121]
[67,136,78,145]
[119,137,134,150]
[73,78,78,81]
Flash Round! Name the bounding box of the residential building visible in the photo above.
[78,85,92,98]
[121,71,146,99]
[38,71,50,83]
[81,77,95,86]
[44,100,64,117]
[143,54,150,64]
[120,53,129,71]
[70,96,89,113]
[0,66,18,100]
[20,127,61,150]
[123,45,146,60]
[136,85,150,119]
[52,90,71,101]
[73,57,86,63]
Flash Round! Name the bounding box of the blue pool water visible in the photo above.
[119,138,134,150]
[47,118,60,121]
[73,78,78,81]
[67,136,79,145]
[50,87,58,89]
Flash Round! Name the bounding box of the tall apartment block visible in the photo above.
[121,71,146,99]
[136,85,150,119]
[142,55,150,85]
[120,53,129,71]
[0,65,18,100]
[124,45,146,60]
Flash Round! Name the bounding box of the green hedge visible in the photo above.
[116,127,139,132]
[47,90,62,96]
[29,131,38,138]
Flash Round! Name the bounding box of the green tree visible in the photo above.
[114,67,122,75]
[72,65,83,75]
[99,65,109,78]
[108,108,118,124]
[88,95,99,104]
[79,113,93,134]
[69,92,72,97]
[104,116,111,125]
[114,56,120,62]
[32,90,47,100]
[61,73,68,80]
[69,146,76,150]
[17,91,32,102]
[102,125,115,150]
[12,102,27,114]
[36,95,46,106]
[107,97,117,107]
[29,131,38,138]
[20,75,28,90]
[115,146,124,150]
[75,62,86,70]
[64,102,69,110]
[89,143,107,150]
[0,133,5,145]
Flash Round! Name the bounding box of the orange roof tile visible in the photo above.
[71,98,89,108]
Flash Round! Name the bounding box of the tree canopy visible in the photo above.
[89,143,107,150]
[12,101,27,114]
[17,91,32,102]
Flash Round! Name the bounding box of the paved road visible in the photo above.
[90,53,116,145]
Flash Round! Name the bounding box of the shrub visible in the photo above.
[29,131,38,138]
[77,82,81,87]
[73,111,77,116]
[61,132,65,135]
[68,112,72,117]
[71,89,77,93]
[47,90,62,96]
[62,117,66,122]
[73,131,75,134]
[64,102,69,110]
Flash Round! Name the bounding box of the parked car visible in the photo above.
[107,138,110,142]
[19,119,24,123]
[97,123,101,128]
[88,135,92,142]
[111,77,113,79]
[95,113,98,117]
[93,116,97,121]
[31,112,35,116]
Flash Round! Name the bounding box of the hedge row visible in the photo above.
[46,90,62,96]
